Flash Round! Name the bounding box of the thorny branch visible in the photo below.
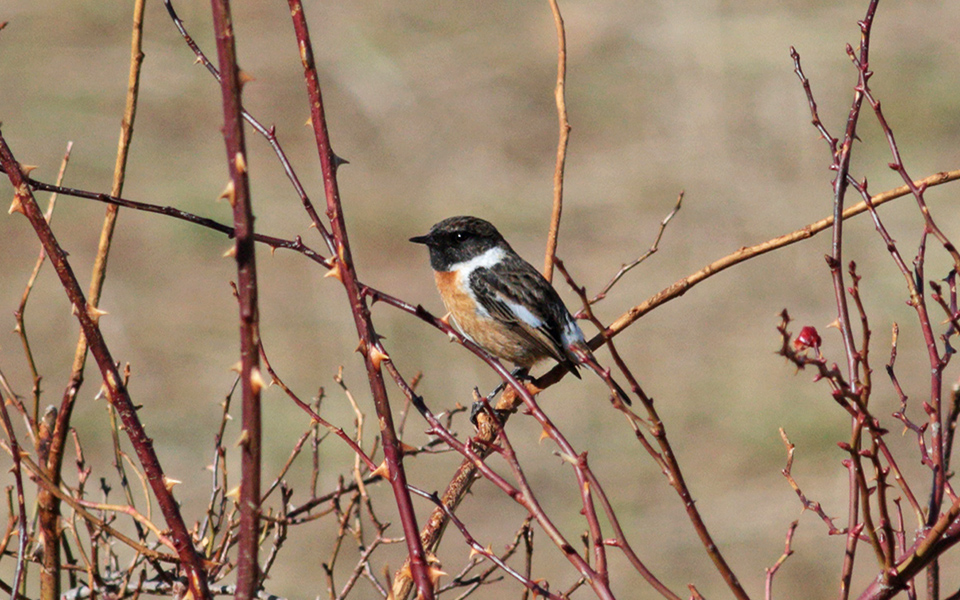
[3,1,960,599]
[784,2,960,597]
[1,130,213,600]
[208,0,264,597]
[779,428,844,535]
[35,0,146,596]
[765,520,799,600]
[283,1,435,597]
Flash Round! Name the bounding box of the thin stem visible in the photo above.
[589,192,683,305]
[0,381,29,600]
[409,488,563,600]
[162,0,336,256]
[258,345,378,473]
[208,0,263,597]
[7,164,958,351]
[542,0,569,282]
[39,1,148,596]
[14,141,72,432]
[0,132,211,600]
[765,521,799,600]
[284,3,434,598]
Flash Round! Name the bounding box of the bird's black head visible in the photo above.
[410,216,507,271]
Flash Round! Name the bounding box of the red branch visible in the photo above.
[0,131,212,600]
[0,381,29,597]
[856,52,950,525]
[284,2,435,598]
[162,0,337,257]
[408,487,564,600]
[795,3,878,596]
[208,0,263,598]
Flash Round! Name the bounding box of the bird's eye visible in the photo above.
[453,232,467,243]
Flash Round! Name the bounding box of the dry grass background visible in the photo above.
[2,0,960,598]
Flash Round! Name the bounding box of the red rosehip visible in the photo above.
[794,326,822,351]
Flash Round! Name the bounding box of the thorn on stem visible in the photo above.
[233,152,247,175]
[8,193,25,216]
[332,153,349,169]
[218,180,236,205]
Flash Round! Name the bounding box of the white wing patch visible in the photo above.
[505,300,543,328]
[560,316,586,348]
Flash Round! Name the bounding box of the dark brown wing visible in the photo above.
[469,258,580,375]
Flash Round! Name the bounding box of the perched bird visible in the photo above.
[410,216,630,405]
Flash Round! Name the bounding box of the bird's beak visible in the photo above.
[409,234,431,245]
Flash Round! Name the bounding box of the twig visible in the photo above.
[162,0,337,256]
[409,487,563,599]
[542,0,570,283]
[779,429,843,535]
[258,345,378,473]
[847,265,894,571]
[439,518,530,597]
[40,1,148,593]
[261,432,311,505]
[71,499,176,552]
[258,488,290,588]
[0,131,211,600]
[765,521,799,600]
[334,369,387,534]
[521,523,534,600]
[199,375,237,559]
[335,535,388,600]
[857,49,953,530]
[794,6,879,596]
[14,141,72,431]
[857,495,960,600]
[12,453,180,564]
[0,376,29,600]
[107,365,149,542]
[284,2,434,597]
[4,175,332,266]
[589,191,683,305]
[208,0,264,596]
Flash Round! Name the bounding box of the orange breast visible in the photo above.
[434,271,476,326]
[434,270,546,368]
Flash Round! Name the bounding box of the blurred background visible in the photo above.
[2,0,960,598]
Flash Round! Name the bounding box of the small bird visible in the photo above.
[410,216,630,405]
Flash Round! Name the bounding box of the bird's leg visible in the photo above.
[485,367,530,400]
[470,367,530,427]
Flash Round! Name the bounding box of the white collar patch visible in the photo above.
[449,246,507,275]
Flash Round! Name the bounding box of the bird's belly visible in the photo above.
[434,271,544,368]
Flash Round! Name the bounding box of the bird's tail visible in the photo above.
[569,345,632,407]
